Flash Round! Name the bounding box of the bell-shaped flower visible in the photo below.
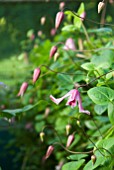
[50,89,90,115]
[63,38,76,51]
[33,67,41,83]
[17,82,28,97]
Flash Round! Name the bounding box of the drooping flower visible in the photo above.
[49,46,57,59]
[17,82,28,97]
[63,38,76,51]
[50,89,90,115]
[55,11,64,29]
[45,145,54,159]
[33,67,41,83]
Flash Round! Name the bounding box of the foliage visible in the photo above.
[0,1,114,170]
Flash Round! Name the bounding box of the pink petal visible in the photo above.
[50,91,71,105]
[66,89,78,108]
[77,91,90,115]
[50,95,63,105]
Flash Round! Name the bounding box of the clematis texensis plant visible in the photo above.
[50,89,90,115]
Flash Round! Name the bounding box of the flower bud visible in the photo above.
[109,0,114,4]
[80,12,86,21]
[98,2,105,14]
[49,46,57,59]
[45,145,54,159]
[25,122,32,130]
[76,120,80,127]
[37,30,42,37]
[91,155,96,165]
[40,16,46,25]
[40,132,45,142]
[33,67,41,83]
[59,2,65,10]
[17,82,28,97]
[44,107,50,117]
[30,34,35,40]
[54,52,59,61]
[66,134,75,148]
[66,124,71,135]
[63,38,76,51]
[50,28,56,36]
[55,11,64,29]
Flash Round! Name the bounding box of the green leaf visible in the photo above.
[108,103,114,125]
[62,25,76,32]
[2,105,34,116]
[62,160,85,170]
[94,105,107,115]
[81,62,95,71]
[35,121,45,133]
[73,3,84,29]
[88,87,114,105]
[57,74,73,84]
[65,11,75,22]
[2,100,48,116]
[106,72,113,80]
[83,156,105,170]
[91,50,114,69]
[67,154,88,161]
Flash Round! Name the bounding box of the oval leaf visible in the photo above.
[62,160,85,170]
[88,87,114,105]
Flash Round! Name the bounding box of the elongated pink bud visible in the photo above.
[45,145,54,159]
[66,134,74,148]
[49,46,57,59]
[55,11,64,29]
[33,68,41,83]
[17,82,28,97]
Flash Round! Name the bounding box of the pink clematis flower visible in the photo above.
[50,89,90,115]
